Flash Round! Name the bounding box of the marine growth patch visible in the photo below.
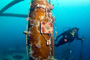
[41,22,53,34]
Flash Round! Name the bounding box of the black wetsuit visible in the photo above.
[55,29,82,47]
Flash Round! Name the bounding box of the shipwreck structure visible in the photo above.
[0,0,84,60]
[24,0,56,60]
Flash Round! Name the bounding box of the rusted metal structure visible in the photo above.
[0,0,85,60]
[24,0,56,60]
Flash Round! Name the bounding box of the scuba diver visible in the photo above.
[55,27,85,47]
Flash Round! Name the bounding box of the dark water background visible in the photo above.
[0,0,90,60]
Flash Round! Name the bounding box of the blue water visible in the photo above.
[0,0,90,60]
